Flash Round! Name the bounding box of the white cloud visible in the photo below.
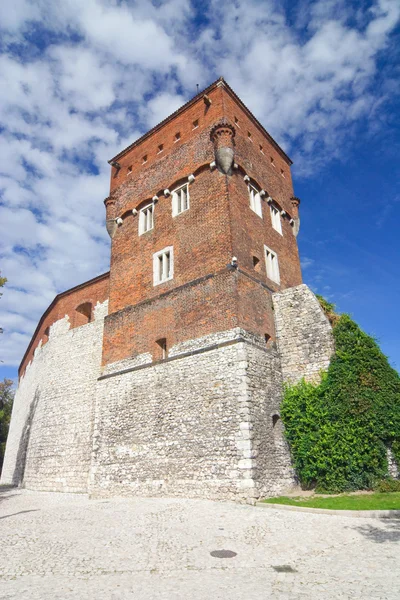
[0,0,399,369]
[145,92,187,128]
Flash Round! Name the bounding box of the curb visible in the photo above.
[256,502,400,519]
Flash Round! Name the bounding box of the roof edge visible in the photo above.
[19,271,110,376]
[109,77,292,166]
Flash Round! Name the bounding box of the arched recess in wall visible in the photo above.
[75,302,93,327]
[43,326,50,345]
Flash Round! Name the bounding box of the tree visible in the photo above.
[0,378,14,473]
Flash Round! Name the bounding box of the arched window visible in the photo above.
[75,302,93,326]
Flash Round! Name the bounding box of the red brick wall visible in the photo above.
[103,270,238,365]
[19,274,109,377]
[227,172,302,291]
[108,166,232,314]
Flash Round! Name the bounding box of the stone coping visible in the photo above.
[256,501,400,519]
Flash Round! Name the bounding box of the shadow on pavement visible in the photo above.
[0,485,19,506]
[0,509,39,521]
[352,518,400,543]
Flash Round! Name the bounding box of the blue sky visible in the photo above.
[0,0,399,381]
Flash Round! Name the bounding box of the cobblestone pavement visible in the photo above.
[1,488,399,599]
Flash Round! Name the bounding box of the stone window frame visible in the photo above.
[172,182,190,217]
[264,244,280,284]
[153,246,174,286]
[248,183,263,218]
[138,203,154,236]
[270,203,283,235]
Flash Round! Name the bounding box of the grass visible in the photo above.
[263,492,400,511]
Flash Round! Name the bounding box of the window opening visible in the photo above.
[143,155,148,164]
[272,414,280,427]
[192,119,199,129]
[139,203,154,235]
[172,183,190,216]
[248,183,262,218]
[264,245,280,284]
[127,165,132,174]
[253,256,261,272]
[156,338,168,360]
[158,144,163,153]
[174,132,181,142]
[270,204,282,235]
[153,247,174,285]
[234,116,240,127]
[247,131,252,141]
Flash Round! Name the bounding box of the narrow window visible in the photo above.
[174,132,181,142]
[234,116,239,127]
[192,119,199,129]
[253,256,260,272]
[248,183,262,218]
[264,245,280,284]
[247,131,252,141]
[158,144,163,154]
[138,203,154,235]
[156,338,168,360]
[270,204,282,235]
[153,246,174,285]
[270,156,275,166]
[259,144,264,154]
[172,183,190,216]
[265,333,271,346]
[272,413,280,427]
[281,168,285,177]
[127,165,132,174]
[143,155,148,164]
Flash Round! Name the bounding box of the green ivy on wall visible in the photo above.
[281,301,400,493]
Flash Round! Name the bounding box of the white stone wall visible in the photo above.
[1,301,108,493]
[272,284,334,384]
[90,330,294,502]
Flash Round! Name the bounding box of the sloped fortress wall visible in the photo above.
[1,301,108,492]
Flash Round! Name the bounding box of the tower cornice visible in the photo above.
[109,77,292,166]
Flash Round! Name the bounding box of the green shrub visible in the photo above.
[281,307,400,493]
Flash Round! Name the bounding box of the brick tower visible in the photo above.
[2,77,334,501]
[92,77,303,501]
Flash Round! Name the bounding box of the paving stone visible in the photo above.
[0,489,399,599]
